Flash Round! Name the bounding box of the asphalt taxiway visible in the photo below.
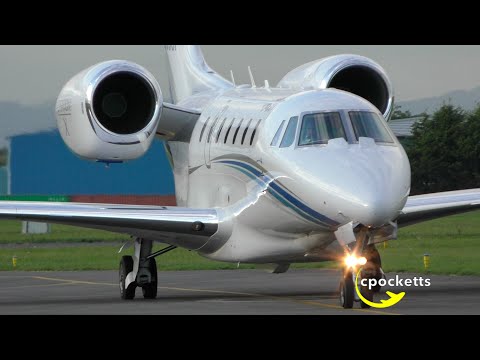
[0,269,478,315]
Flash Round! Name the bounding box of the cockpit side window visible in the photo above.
[271,120,286,146]
[349,111,394,144]
[299,112,346,146]
[280,117,299,148]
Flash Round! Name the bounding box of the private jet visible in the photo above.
[1,45,479,308]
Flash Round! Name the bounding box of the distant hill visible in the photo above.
[0,101,56,147]
[398,86,480,115]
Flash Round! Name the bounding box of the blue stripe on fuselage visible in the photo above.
[216,160,338,227]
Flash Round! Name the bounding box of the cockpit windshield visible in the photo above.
[299,112,347,146]
[349,111,394,143]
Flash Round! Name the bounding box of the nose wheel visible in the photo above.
[340,270,354,309]
[339,268,375,309]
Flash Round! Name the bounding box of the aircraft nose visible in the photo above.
[294,139,410,228]
[332,144,409,227]
[349,191,400,227]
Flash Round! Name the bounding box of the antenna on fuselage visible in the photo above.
[230,70,236,87]
[264,80,272,92]
[248,66,256,88]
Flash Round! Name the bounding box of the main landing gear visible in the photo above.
[119,238,176,300]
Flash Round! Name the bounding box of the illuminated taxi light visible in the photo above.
[345,255,357,268]
[344,255,368,267]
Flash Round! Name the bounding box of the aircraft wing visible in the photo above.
[0,202,220,251]
[397,189,480,228]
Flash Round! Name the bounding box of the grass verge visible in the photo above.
[0,221,129,244]
[0,211,479,274]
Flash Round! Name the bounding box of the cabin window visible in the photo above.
[280,117,299,148]
[224,118,235,144]
[250,120,262,146]
[271,120,286,146]
[216,118,227,143]
[199,117,211,142]
[232,119,244,144]
[298,112,346,146]
[241,119,253,145]
[207,117,220,143]
[349,111,394,143]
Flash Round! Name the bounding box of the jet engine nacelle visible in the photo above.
[278,55,394,120]
[55,60,163,162]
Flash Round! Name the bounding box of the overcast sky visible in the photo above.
[1,45,480,105]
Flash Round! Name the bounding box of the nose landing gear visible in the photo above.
[340,247,383,309]
[359,244,383,308]
[337,224,384,309]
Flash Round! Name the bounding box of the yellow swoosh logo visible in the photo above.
[355,268,405,309]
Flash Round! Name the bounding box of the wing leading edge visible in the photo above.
[0,202,220,251]
[398,189,480,228]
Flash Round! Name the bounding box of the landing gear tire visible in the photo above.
[340,271,354,309]
[142,258,158,299]
[364,245,382,293]
[360,289,374,309]
[120,256,136,300]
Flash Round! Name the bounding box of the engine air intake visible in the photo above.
[329,66,389,115]
[93,72,156,135]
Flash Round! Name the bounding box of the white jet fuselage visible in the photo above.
[171,88,411,264]
[2,45,480,303]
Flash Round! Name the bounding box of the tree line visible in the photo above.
[395,104,480,195]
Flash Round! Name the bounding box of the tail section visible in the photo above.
[164,45,233,104]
